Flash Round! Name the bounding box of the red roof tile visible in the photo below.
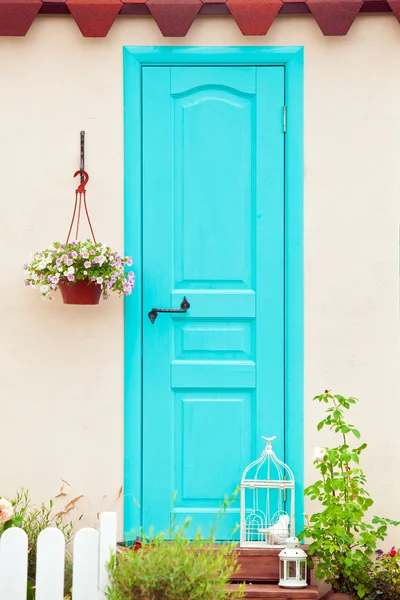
[66,0,122,36]
[387,0,400,21]
[147,0,202,35]
[0,0,397,36]
[306,0,363,35]
[0,0,41,35]
[227,0,282,35]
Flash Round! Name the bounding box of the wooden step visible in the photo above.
[227,584,319,599]
[232,547,281,582]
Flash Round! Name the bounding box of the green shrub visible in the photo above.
[107,495,244,600]
[107,529,243,600]
[0,489,74,599]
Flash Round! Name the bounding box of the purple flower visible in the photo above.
[96,277,103,285]
[56,258,62,267]
[91,277,97,282]
[23,263,29,270]
[24,280,30,286]
[82,252,89,259]
[72,241,77,246]
[107,281,112,289]
[128,271,135,281]
[66,258,73,266]
[90,250,96,255]
[67,274,75,282]
[71,251,78,259]
[126,257,133,266]
[123,281,134,295]
[84,261,91,268]
[61,254,68,262]
[92,256,100,264]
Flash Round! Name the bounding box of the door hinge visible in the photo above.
[283,106,287,133]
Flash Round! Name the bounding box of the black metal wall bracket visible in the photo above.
[148,296,190,324]
[80,131,85,183]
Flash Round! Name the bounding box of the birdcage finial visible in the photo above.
[262,436,277,454]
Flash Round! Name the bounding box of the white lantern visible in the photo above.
[278,537,308,588]
[240,436,295,548]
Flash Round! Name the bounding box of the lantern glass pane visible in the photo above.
[280,561,285,579]
[300,561,306,580]
[288,561,297,579]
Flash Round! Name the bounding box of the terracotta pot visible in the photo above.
[117,538,142,552]
[319,592,353,600]
[58,279,102,305]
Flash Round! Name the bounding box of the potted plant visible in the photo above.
[24,239,135,305]
[366,547,400,600]
[299,391,399,600]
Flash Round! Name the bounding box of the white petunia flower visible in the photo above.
[312,447,327,463]
[67,266,75,274]
[40,285,49,294]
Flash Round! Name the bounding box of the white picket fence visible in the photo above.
[0,512,117,600]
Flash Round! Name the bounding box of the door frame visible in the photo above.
[123,46,304,537]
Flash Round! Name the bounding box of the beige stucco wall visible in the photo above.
[1,12,399,548]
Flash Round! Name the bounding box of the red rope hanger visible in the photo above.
[65,169,97,244]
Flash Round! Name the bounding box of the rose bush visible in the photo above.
[300,392,399,599]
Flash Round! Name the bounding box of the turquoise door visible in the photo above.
[142,65,285,539]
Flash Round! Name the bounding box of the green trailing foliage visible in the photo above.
[106,493,244,600]
[299,392,399,599]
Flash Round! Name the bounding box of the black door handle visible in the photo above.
[148,296,190,324]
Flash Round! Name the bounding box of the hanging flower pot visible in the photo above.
[24,170,135,303]
[58,278,102,305]
[24,239,135,303]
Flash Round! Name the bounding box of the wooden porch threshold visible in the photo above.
[227,583,319,599]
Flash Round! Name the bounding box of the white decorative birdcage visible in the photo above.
[240,436,295,548]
